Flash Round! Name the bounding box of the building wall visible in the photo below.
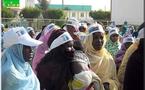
[111,0,144,25]
[25,0,35,7]
[64,10,91,20]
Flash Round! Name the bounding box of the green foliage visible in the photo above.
[20,7,41,18]
[2,8,15,18]
[42,9,65,19]
[89,10,111,20]
[38,0,48,10]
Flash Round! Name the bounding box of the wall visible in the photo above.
[111,0,144,25]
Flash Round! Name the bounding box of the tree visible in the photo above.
[2,8,15,18]
[19,7,41,18]
[42,9,65,19]
[42,9,66,26]
[38,0,49,10]
[89,10,111,20]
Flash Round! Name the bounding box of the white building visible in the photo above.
[19,0,35,9]
[111,0,144,25]
[25,0,35,8]
[48,4,92,20]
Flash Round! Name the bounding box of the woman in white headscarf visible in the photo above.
[2,27,42,90]
[83,23,119,90]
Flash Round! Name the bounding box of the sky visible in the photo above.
[35,0,111,11]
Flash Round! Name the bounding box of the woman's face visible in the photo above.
[110,34,119,42]
[29,31,35,38]
[23,45,32,62]
[60,41,75,59]
[92,32,104,51]
[66,25,80,40]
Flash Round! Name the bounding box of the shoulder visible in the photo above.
[73,50,90,64]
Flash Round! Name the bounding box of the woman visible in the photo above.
[118,22,144,90]
[36,29,75,90]
[32,23,60,73]
[36,29,102,90]
[84,23,119,90]
[26,27,36,38]
[123,38,144,90]
[105,27,121,59]
[115,36,134,71]
[2,27,42,90]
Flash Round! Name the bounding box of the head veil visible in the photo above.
[2,44,40,90]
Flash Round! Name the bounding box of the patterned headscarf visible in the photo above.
[2,44,40,90]
[105,39,121,59]
[105,28,121,59]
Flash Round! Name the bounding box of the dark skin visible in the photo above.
[66,25,80,40]
[124,42,133,49]
[79,26,87,32]
[23,45,32,62]
[110,34,119,42]
[60,41,75,60]
[92,32,110,90]
[29,31,35,38]
[36,41,75,90]
[92,32,104,51]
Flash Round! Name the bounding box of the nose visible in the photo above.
[68,47,75,52]
[97,39,102,44]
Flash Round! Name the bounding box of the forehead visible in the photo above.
[66,25,75,29]
[111,33,119,37]
[62,41,74,47]
[93,32,104,37]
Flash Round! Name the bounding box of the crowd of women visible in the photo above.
[1,18,144,90]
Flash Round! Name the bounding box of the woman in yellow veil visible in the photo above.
[83,23,119,90]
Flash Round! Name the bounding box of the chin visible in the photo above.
[96,47,102,51]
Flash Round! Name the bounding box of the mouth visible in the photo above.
[28,53,34,61]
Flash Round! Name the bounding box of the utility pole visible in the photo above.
[62,0,64,9]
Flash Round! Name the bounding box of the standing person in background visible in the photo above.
[109,21,116,28]
[118,22,144,90]
[105,27,121,59]
[2,27,42,90]
[83,23,119,90]
[35,25,46,40]
[27,27,36,38]
[78,22,88,42]
[105,26,111,40]
[63,17,80,41]
[26,27,37,65]
[115,36,134,72]
[120,21,129,36]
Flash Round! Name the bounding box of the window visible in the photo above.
[80,12,84,17]
[72,12,76,17]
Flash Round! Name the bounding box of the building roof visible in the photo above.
[35,4,92,11]
[48,4,91,11]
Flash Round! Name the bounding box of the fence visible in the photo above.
[2,18,138,32]
[2,18,68,32]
